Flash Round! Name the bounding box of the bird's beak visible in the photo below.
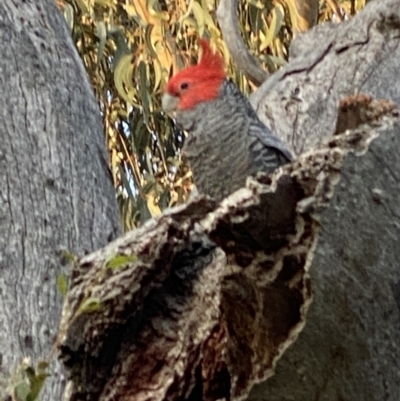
[162,93,179,116]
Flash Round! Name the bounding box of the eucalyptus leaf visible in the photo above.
[95,21,107,68]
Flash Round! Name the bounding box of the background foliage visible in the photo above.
[56,0,366,230]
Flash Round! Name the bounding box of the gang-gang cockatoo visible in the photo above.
[162,40,292,201]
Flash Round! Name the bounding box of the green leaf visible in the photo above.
[260,5,284,52]
[114,53,136,105]
[138,61,151,123]
[15,381,30,401]
[132,114,150,153]
[58,249,78,264]
[191,2,205,36]
[200,0,218,32]
[137,196,152,224]
[37,361,49,372]
[247,0,264,9]
[57,274,68,297]
[74,0,89,14]
[24,367,35,380]
[95,0,115,6]
[145,25,158,59]
[27,373,50,401]
[106,254,138,270]
[109,27,131,64]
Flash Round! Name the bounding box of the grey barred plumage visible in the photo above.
[173,80,292,201]
[162,40,292,201]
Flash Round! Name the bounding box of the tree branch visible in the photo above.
[250,0,400,155]
[216,0,268,86]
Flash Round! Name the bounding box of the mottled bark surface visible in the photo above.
[250,121,400,401]
[0,0,121,399]
[248,0,400,399]
[250,0,400,155]
[58,95,398,401]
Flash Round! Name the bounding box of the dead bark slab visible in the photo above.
[58,95,397,401]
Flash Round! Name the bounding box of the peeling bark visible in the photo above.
[58,93,398,400]
[247,0,400,399]
[249,122,400,401]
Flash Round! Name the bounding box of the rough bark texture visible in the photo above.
[249,121,400,401]
[0,0,121,399]
[58,94,398,401]
[59,0,400,400]
[246,0,400,399]
[250,0,400,155]
[58,171,312,401]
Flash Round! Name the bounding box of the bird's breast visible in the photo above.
[183,121,250,201]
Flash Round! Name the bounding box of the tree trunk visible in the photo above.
[0,0,121,399]
[57,1,400,401]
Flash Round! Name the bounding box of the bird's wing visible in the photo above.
[223,80,293,162]
[249,121,293,162]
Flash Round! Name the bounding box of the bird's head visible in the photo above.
[162,40,226,115]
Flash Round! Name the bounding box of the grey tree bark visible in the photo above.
[248,0,400,398]
[0,0,121,400]
[57,1,400,401]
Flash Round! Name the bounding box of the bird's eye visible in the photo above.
[180,82,189,90]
